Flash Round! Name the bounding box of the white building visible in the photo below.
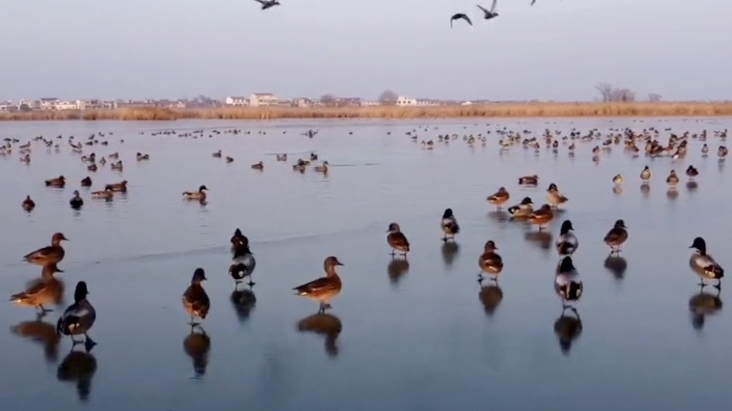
[249,93,278,107]
[39,97,60,110]
[225,96,250,107]
[396,96,418,106]
[55,101,79,110]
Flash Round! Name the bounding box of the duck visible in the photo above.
[478,240,503,281]
[440,208,460,242]
[20,154,30,164]
[212,150,222,158]
[603,219,628,254]
[507,197,534,218]
[518,175,539,186]
[10,263,65,315]
[666,170,680,187]
[718,146,728,158]
[612,174,623,185]
[56,281,96,349]
[230,243,257,287]
[276,154,288,161]
[310,152,318,161]
[486,187,510,209]
[225,156,234,163]
[230,228,248,250]
[87,163,97,172]
[555,256,583,305]
[686,165,699,181]
[701,144,709,156]
[45,175,66,188]
[314,161,329,173]
[528,204,554,230]
[91,187,113,199]
[546,183,568,208]
[251,161,264,170]
[183,185,208,200]
[640,166,651,182]
[23,233,68,265]
[689,237,724,290]
[110,160,123,171]
[80,177,92,187]
[182,268,210,327]
[105,180,128,192]
[386,222,410,257]
[136,152,150,161]
[70,191,84,209]
[22,195,35,211]
[293,256,344,313]
[556,220,579,256]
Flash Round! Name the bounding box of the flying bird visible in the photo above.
[477,0,499,20]
[255,0,280,10]
[450,13,472,28]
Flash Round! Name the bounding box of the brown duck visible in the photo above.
[183,185,208,200]
[486,187,510,209]
[479,240,503,280]
[293,256,344,313]
[105,180,128,192]
[386,222,410,257]
[45,176,66,188]
[80,177,92,187]
[518,175,539,186]
[10,263,65,314]
[24,233,69,265]
[604,219,628,254]
[182,268,210,326]
[527,204,554,230]
[22,195,35,211]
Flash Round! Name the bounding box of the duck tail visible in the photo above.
[9,292,26,302]
[507,206,518,215]
[712,265,725,279]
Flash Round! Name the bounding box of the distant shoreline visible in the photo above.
[1,102,732,121]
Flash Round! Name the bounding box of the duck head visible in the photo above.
[324,256,344,270]
[199,185,208,192]
[73,281,89,302]
[386,222,402,233]
[192,268,207,283]
[52,232,69,243]
[547,183,558,192]
[442,208,454,219]
[73,190,80,197]
[559,256,575,273]
[613,219,627,229]
[484,240,498,251]
[560,220,574,234]
[690,237,707,254]
[520,197,533,205]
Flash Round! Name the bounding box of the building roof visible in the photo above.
[227,96,248,100]
[252,93,275,97]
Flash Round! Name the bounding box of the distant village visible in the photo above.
[0,93,491,113]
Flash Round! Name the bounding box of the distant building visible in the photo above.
[396,96,439,107]
[39,97,60,110]
[293,97,314,107]
[55,101,79,110]
[336,97,362,107]
[225,96,250,107]
[249,93,278,107]
[77,99,116,110]
[360,100,380,107]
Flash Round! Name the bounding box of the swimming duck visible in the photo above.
[556,220,579,256]
[386,223,410,257]
[91,187,113,199]
[80,177,92,187]
[276,154,288,161]
[251,161,264,170]
[225,156,234,163]
[230,228,248,249]
[701,144,709,156]
[70,191,84,209]
[518,175,539,186]
[686,165,699,181]
[528,204,554,230]
[440,208,460,242]
[183,185,208,201]
[293,256,344,313]
[10,263,64,315]
[56,281,96,349]
[486,187,510,209]
[314,161,329,173]
[310,152,318,161]
[136,152,150,161]
[45,175,66,188]
[640,166,651,182]
[555,256,583,305]
[689,237,724,289]
[87,163,97,172]
[507,197,534,217]
[718,146,728,158]
[22,195,35,211]
[546,183,568,208]
[20,154,30,164]
[478,240,503,281]
[182,268,210,327]
[666,170,679,187]
[24,233,68,265]
[110,160,123,171]
[230,242,256,286]
[105,180,128,192]
[212,150,222,158]
[612,174,623,185]
[603,219,628,254]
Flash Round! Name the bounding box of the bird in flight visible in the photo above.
[255,0,280,10]
[477,0,499,20]
[303,129,319,138]
[450,13,473,28]
[531,0,537,5]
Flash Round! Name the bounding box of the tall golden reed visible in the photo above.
[1,102,732,121]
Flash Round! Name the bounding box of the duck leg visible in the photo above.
[715,280,722,291]
[84,333,97,350]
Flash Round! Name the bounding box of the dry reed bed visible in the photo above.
[2,103,732,121]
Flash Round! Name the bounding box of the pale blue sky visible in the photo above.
[0,0,729,101]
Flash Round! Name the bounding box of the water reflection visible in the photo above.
[297,312,343,357]
[640,183,650,198]
[688,288,723,331]
[524,231,553,251]
[387,258,410,285]
[11,315,61,363]
[440,241,460,268]
[666,188,679,200]
[486,210,509,224]
[183,327,211,378]
[604,255,628,280]
[230,287,257,323]
[57,346,97,401]
[478,279,503,318]
[686,181,699,192]
[554,307,583,355]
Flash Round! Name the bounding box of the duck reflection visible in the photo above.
[604,254,628,280]
[183,327,211,378]
[689,288,723,331]
[686,181,698,192]
[387,258,410,285]
[640,183,650,198]
[441,241,460,267]
[554,307,583,355]
[487,210,509,224]
[57,345,97,402]
[612,186,623,196]
[11,314,61,363]
[230,287,257,323]
[478,278,503,318]
[297,312,343,357]
[666,188,679,200]
[10,263,66,316]
[524,231,553,250]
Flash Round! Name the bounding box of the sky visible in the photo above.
[0,0,730,101]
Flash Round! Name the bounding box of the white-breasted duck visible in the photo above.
[689,237,724,290]
[556,220,578,256]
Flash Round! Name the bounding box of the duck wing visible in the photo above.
[442,218,460,235]
[293,277,338,296]
[23,246,56,261]
[183,286,210,318]
[56,302,89,335]
[254,0,266,4]
[476,4,489,15]
[388,232,411,250]
[491,0,498,12]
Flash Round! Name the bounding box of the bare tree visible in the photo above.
[378,89,399,105]
[595,83,637,102]
[319,94,337,106]
[595,83,614,102]
[648,93,662,102]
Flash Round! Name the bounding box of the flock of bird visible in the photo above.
[2,121,730,381]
